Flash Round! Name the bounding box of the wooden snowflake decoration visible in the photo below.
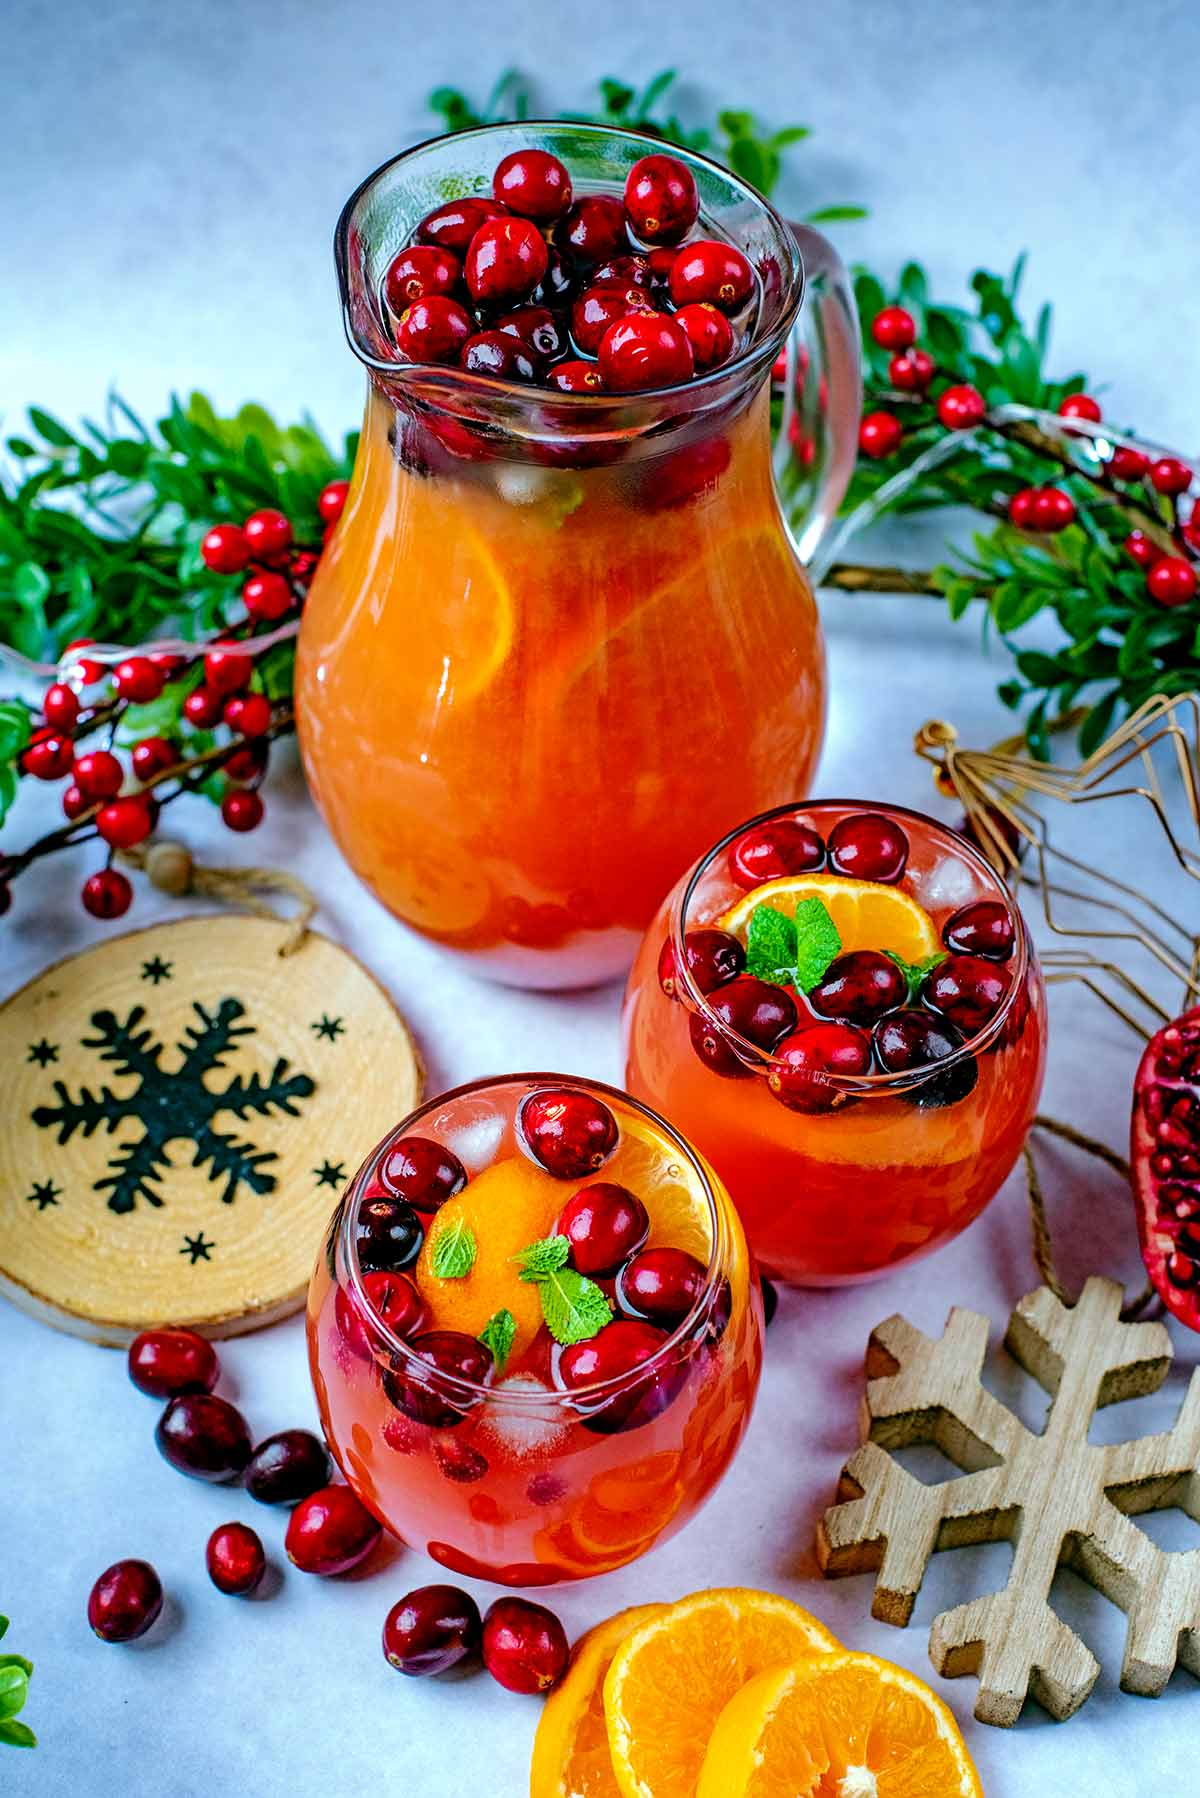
[817,1277,1200,1725]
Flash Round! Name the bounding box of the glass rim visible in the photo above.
[337,1070,732,1406]
[334,118,805,406]
[672,796,1031,1089]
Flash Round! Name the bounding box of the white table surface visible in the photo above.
[4,3,1199,1793]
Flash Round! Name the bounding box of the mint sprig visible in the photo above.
[478,1308,516,1376]
[885,948,948,1004]
[744,899,842,992]
[430,1217,476,1280]
[513,1235,612,1345]
[513,1235,570,1280]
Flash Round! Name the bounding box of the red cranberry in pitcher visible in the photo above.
[673,302,735,371]
[464,216,549,306]
[416,195,508,254]
[460,330,538,383]
[493,148,572,221]
[669,240,755,312]
[394,295,472,365]
[384,245,461,312]
[556,194,628,263]
[571,283,651,356]
[623,152,699,245]
[548,359,606,393]
[598,311,694,392]
[497,305,566,363]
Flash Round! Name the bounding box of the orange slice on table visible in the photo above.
[531,1605,667,1798]
[603,1588,840,1798]
[719,875,940,967]
[696,1652,982,1798]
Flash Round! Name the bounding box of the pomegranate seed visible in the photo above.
[889,349,933,390]
[571,282,651,355]
[113,656,164,702]
[557,1319,681,1434]
[556,194,628,263]
[394,295,473,364]
[623,153,699,245]
[131,736,177,782]
[1123,530,1158,568]
[809,951,907,1025]
[155,1392,252,1482]
[944,899,1015,961]
[244,1428,331,1505]
[243,509,292,560]
[206,1522,266,1595]
[618,1246,706,1326]
[285,1484,382,1576]
[937,384,986,429]
[73,748,124,800]
[88,1560,163,1642]
[1031,487,1076,532]
[384,245,461,314]
[1147,556,1197,607]
[379,1136,467,1212]
[518,1089,618,1179]
[416,196,508,254]
[21,729,75,780]
[557,1181,649,1276]
[43,681,79,728]
[548,359,606,393]
[668,240,755,312]
[355,1194,423,1271]
[464,216,548,306]
[872,1009,978,1107]
[82,868,132,919]
[317,479,349,524]
[127,1327,218,1398]
[828,812,909,882]
[382,1330,493,1429]
[1150,456,1192,496]
[96,796,153,849]
[493,148,572,221]
[183,685,224,727]
[496,305,566,363]
[201,523,251,573]
[221,789,264,832]
[482,1597,569,1694]
[460,330,538,383]
[384,1584,482,1676]
[673,301,735,371]
[1109,446,1149,482]
[768,1022,872,1112]
[242,571,293,622]
[1167,1252,1199,1287]
[731,816,825,886]
[1058,393,1101,423]
[871,305,916,349]
[599,310,694,391]
[923,953,1010,1033]
[62,782,88,820]
[335,1270,426,1359]
[859,411,903,458]
[204,642,252,695]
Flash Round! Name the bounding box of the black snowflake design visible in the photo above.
[31,999,316,1215]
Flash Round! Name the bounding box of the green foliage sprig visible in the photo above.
[0,1616,35,1749]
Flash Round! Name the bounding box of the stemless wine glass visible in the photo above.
[295,122,859,989]
[307,1074,762,1585]
[623,800,1048,1285]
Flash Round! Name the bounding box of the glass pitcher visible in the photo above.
[295,123,860,989]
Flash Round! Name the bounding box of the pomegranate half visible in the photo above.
[1131,1005,1200,1330]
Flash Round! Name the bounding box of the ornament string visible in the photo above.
[118,838,317,956]
[1022,1114,1157,1320]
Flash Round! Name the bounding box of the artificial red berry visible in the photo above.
[519,1089,618,1179]
[82,868,132,919]
[571,282,652,355]
[870,306,916,350]
[62,782,89,819]
[493,148,572,221]
[690,976,798,1077]
[242,571,293,622]
[416,196,508,255]
[384,1584,482,1677]
[1123,530,1157,568]
[244,1429,332,1505]
[1109,446,1149,483]
[355,1194,423,1271]
[243,509,293,560]
[617,1246,707,1327]
[623,153,699,245]
[768,1022,872,1112]
[317,479,350,524]
[1150,456,1193,496]
[599,310,694,392]
[591,253,652,288]
[548,359,606,393]
[1058,393,1101,423]
[809,951,907,1025]
[72,749,123,799]
[207,1522,266,1596]
[889,349,933,391]
[201,523,251,574]
[673,301,735,371]
[183,685,224,727]
[731,816,825,886]
[114,656,164,702]
[460,330,538,383]
[221,788,264,832]
[1008,487,1039,529]
[384,245,462,314]
[482,1597,569,1695]
[828,812,909,883]
[943,898,1015,961]
[224,739,268,782]
[88,1560,163,1642]
[335,1269,427,1359]
[285,1484,382,1575]
[380,1136,467,1212]
[204,642,253,695]
[669,240,755,312]
[127,1327,218,1398]
[21,729,75,780]
[859,411,902,458]
[224,692,272,737]
[96,795,153,849]
[937,384,986,429]
[394,294,473,364]
[156,1392,253,1482]
[557,1319,681,1433]
[43,681,79,728]
[1030,487,1076,532]
[557,1182,649,1276]
[382,1330,493,1428]
[131,736,177,782]
[1147,556,1198,607]
[556,194,628,264]
[923,953,1010,1034]
[63,637,106,683]
[497,305,567,362]
[464,216,548,306]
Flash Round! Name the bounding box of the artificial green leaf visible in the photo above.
[536,1265,613,1346]
[0,702,32,763]
[0,1720,36,1749]
[431,1217,476,1280]
[0,1667,28,1722]
[478,1308,516,1375]
[514,1235,570,1280]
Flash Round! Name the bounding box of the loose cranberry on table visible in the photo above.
[335,1269,427,1358]
[127,1326,218,1398]
[557,1181,649,1276]
[599,311,695,392]
[923,953,1010,1035]
[87,1559,163,1643]
[570,282,651,355]
[493,147,572,220]
[673,301,735,371]
[943,898,1015,961]
[244,1428,332,1505]
[618,1246,706,1327]
[556,193,628,264]
[384,1584,482,1677]
[394,295,472,365]
[416,195,508,254]
[382,1330,493,1429]
[482,1597,569,1695]
[354,1193,424,1271]
[732,816,826,886]
[464,215,548,306]
[519,1088,618,1179]
[460,330,538,383]
[769,1022,872,1113]
[658,926,745,999]
[381,1136,467,1212]
[82,868,132,919]
[285,1483,382,1576]
[384,245,461,313]
[207,1522,266,1596]
[809,950,907,1025]
[623,152,699,245]
[827,812,909,883]
[669,240,755,312]
[155,1392,252,1482]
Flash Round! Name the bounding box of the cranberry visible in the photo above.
[285,1483,382,1575]
[558,1319,681,1433]
[1147,556,1197,607]
[532,245,577,306]
[482,1597,569,1694]
[669,240,755,312]
[243,509,292,560]
[384,1584,482,1677]
[96,796,153,849]
[131,736,177,782]
[1031,487,1075,532]
[113,655,164,703]
[1123,530,1158,568]
[1150,456,1193,496]
[871,305,916,350]
[592,253,652,287]
[384,245,461,314]
[242,570,293,622]
[394,294,472,364]
[936,384,986,429]
[43,681,79,728]
[204,641,252,694]
[618,1246,706,1327]
[354,1194,423,1272]
[1008,487,1039,529]
[676,926,746,995]
[224,692,272,737]
[464,216,548,306]
[923,953,1010,1034]
[497,305,566,362]
[828,812,909,883]
[673,301,735,371]
[623,152,699,244]
[225,740,268,782]
[434,1435,489,1482]
[692,976,798,1078]
[201,522,250,573]
[380,1137,467,1213]
[460,329,538,382]
[571,282,650,355]
[73,748,124,800]
[889,349,933,391]
[859,411,903,458]
[87,1560,163,1642]
[62,782,88,819]
[556,194,628,264]
[127,1327,218,1398]
[557,1182,649,1276]
[183,684,224,727]
[761,1275,778,1327]
[206,1522,266,1596]
[810,950,907,1025]
[417,196,508,255]
[599,310,694,392]
[1109,446,1149,483]
[21,729,75,781]
[382,1331,493,1429]
[335,1269,426,1358]
[82,868,132,919]
[872,1008,977,1107]
[1058,393,1101,423]
[244,1428,332,1504]
[731,816,825,886]
[943,899,1015,961]
[519,1089,618,1179]
[221,789,264,833]
[636,436,731,510]
[769,1022,872,1112]
[493,148,571,220]
[548,359,605,392]
[155,1392,252,1482]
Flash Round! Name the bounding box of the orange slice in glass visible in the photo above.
[531,1605,667,1798]
[696,1652,982,1798]
[719,875,940,966]
[603,1114,714,1263]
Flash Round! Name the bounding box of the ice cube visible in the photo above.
[479,1374,572,1460]
[444,1105,505,1171]
[923,851,976,910]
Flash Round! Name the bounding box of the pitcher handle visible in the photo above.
[772,221,862,570]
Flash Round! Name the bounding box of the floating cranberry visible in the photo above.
[937,384,986,430]
[557,1181,649,1276]
[669,240,755,312]
[382,1331,493,1429]
[114,656,164,703]
[87,1559,163,1642]
[859,411,902,459]
[676,927,746,995]
[354,1194,423,1272]
[809,950,907,1025]
[493,148,572,220]
[460,329,538,383]
[923,953,1010,1034]
[943,899,1015,961]
[82,868,132,919]
[497,305,566,363]
[244,1428,332,1505]
[242,570,293,622]
[570,282,650,355]
[380,1136,467,1214]
[548,359,605,392]
[889,349,933,391]
[872,1008,977,1107]
[62,782,88,819]
[673,301,735,371]
[618,1246,706,1327]
[127,1327,218,1398]
[558,1319,681,1433]
[1031,487,1076,532]
[43,681,79,728]
[692,976,799,1078]
[1150,456,1193,496]
[464,216,548,306]
[22,729,75,781]
[183,685,224,728]
[592,252,652,287]
[204,641,253,694]
[1123,530,1157,568]
[731,816,825,886]
[635,435,731,510]
[394,295,473,364]
[221,789,264,833]
[1058,393,1101,423]
[1109,446,1149,483]
[871,305,916,350]
[96,796,153,849]
[556,194,628,263]
[519,1088,618,1179]
[155,1392,252,1482]
[384,245,461,314]
[417,196,508,255]
[285,1483,382,1575]
[335,1269,427,1359]
[206,1522,266,1596]
[243,509,292,561]
[201,522,250,573]
[131,736,177,782]
[623,152,699,245]
[1147,556,1197,607]
[482,1597,569,1694]
[384,1584,482,1677]
[828,812,909,883]
[769,1022,872,1112]
[599,310,695,391]
[73,748,124,800]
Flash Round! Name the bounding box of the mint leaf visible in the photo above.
[536,1266,613,1346]
[791,898,842,991]
[430,1217,476,1280]
[514,1235,570,1280]
[885,948,948,1004]
[744,903,798,984]
[478,1308,516,1376]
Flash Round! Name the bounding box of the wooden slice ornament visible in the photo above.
[0,915,420,1342]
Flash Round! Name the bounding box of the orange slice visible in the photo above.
[603,1589,840,1798]
[531,1605,667,1798]
[696,1652,982,1798]
[603,1113,714,1263]
[719,875,940,966]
